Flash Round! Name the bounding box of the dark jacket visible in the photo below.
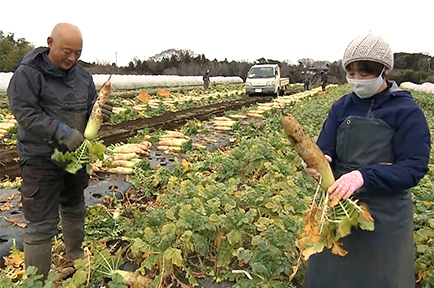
[203,71,210,81]
[304,74,310,84]
[321,73,328,82]
[7,47,97,158]
[317,81,430,193]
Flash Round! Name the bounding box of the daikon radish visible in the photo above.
[104,167,134,175]
[107,153,138,161]
[212,120,236,126]
[157,145,182,153]
[140,140,152,148]
[84,76,111,140]
[0,123,15,129]
[161,131,189,139]
[213,116,233,121]
[214,126,232,131]
[281,114,335,191]
[229,114,247,119]
[108,160,137,168]
[247,112,264,118]
[114,270,153,287]
[113,144,150,154]
[158,139,188,147]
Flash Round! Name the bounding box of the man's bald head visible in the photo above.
[47,23,83,70]
[50,23,82,42]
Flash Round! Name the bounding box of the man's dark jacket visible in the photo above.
[7,47,97,158]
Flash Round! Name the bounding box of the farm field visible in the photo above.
[0,83,305,146]
[0,83,433,288]
[0,83,246,145]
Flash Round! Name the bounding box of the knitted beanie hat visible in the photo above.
[342,33,393,70]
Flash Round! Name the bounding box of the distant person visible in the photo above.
[7,23,113,280]
[304,71,310,90]
[203,69,210,89]
[321,71,328,91]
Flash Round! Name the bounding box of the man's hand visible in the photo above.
[54,123,84,151]
[101,100,113,122]
[328,170,364,200]
[64,129,84,151]
[301,155,332,180]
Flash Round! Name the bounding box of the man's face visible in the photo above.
[47,36,82,70]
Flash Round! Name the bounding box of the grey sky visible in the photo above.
[1,0,433,67]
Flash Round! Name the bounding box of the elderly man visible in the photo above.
[7,23,112,280]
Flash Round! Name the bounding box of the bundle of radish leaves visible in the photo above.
[51,76,111,174]
[281,114,375,261]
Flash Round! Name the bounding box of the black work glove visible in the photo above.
[101,100,113,122]
[54,122,84,151]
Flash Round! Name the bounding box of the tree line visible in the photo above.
[0,31,33,72]
[1,29,434,85]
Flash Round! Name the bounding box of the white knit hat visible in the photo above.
[342,33,393,70]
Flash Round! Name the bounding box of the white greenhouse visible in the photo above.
[0,72,244,93]
[400,81,434,94]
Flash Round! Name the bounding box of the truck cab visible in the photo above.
[245,64,289,97]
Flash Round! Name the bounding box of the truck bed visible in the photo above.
[280,78,289,87]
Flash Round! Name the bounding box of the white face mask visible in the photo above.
[346,69,385,99]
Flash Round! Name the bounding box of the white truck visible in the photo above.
[245,63,289,97]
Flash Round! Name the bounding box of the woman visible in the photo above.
[302,33,431,288]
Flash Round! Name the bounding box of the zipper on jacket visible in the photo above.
[367,98,375,118]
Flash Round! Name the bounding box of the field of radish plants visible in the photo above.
[1,83,434,288]
[0,83,248,144]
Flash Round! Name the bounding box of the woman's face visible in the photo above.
[345,61,387,98]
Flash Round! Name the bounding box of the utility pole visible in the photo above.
[115,51,118,67]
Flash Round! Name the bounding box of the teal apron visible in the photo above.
[304,114,415,288]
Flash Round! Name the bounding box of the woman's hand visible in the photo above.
[301,155,332,180]
[328,170,364,200]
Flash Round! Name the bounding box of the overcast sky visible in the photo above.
[1,0,433,67]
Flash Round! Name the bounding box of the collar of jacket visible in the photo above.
[21,46,78,79]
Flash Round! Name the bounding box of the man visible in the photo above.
[303,71,310,91]
[203,69,210,89]
[321,71,328,91]
[7,23,112,280]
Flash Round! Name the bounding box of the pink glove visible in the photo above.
[301,155,332,180]
[328,171,364,200]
